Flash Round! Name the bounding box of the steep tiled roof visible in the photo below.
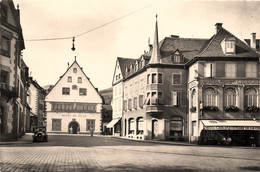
[244,39,260,53]
[196,28,259,57]
[160,37,208,60]
[117,57,137,78]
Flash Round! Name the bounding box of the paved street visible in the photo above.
[1,134,260,172]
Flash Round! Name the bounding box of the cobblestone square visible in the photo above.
[1,134,260,172]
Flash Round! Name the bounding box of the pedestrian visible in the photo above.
[249,134,256,147]
[77,127,80,134]
[69,127,72,134]
[226,137,232,146]
[90,127,94,137]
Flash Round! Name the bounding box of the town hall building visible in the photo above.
[45,58,102,134]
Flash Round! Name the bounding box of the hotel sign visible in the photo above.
[204,126,260,130]
[200,79,260,85]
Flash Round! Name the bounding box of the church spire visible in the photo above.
[149,15,161,64]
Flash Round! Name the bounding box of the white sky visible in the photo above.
[13,0,260,90]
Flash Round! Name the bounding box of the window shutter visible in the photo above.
[172,91,177,106]
[198,62,204,77]
[216,62,225,77]
[237,62,245,77]
[205,63,212,77]
[177,92,181,106]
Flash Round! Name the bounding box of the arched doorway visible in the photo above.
[152,120,158,140]
[68,120,80,134]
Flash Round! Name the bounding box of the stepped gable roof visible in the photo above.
[117,57,136,78]
[160,37,208,60]
[196,27,260,58]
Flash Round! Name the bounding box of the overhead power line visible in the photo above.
[24,3,153,42]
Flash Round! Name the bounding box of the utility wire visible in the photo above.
[24,3,153,42]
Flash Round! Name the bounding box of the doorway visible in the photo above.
[68,120,80,134]
[152,120,158,139]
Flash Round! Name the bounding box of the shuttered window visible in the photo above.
[246,63,257,78]
[225,63,236,78]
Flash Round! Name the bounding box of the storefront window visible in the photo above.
[137,117,143,134]
[129,118,134,134]
[170,116,183,137]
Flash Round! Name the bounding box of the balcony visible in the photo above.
[0,82,18,101]
[145,98,164,116]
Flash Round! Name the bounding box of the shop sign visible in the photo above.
[204,126,260,130]
[62,114,87,118]
[170,121,182,131]
[200,79,260,86]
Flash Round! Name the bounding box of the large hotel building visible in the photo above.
[109,18,260,146]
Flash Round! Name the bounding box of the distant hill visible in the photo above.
[99,87,113,105]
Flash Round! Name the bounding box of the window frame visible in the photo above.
[204,88,217,106]
[172,73,181,85]
[78,77,82,83]
[52,119,62,131]
[1,35,11,57]
[67,76,72,82]
[225,63,236,78]
[62,87,70,95]
[79,88,87,96]
[245,62,257,78]
[86,119,95,131]
[224,88,237,107]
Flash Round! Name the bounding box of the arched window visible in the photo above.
[137,117,144,135]
[191,89,196,107]
[204,88,216,106]
[224,88,236,106]
[128,118,134,134]
[245,88,257,107]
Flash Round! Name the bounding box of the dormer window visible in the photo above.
[223,37,235,54]
[226,41,235,53]
[171,51,182,63]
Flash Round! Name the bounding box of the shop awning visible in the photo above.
[201,120,260,130]
[106,118,121,128]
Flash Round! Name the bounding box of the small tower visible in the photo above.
[149,15,161,64]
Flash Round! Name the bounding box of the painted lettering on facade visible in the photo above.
[204,126,260,130]
[200,79,260,85]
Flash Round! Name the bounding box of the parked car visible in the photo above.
[32,126,48,142]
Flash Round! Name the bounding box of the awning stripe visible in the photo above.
[107,118,121,128]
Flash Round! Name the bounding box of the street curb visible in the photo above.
[111,136,197,146]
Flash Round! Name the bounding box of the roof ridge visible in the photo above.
[166,37,208,41]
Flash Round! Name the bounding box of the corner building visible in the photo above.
[45,59,102,134]
[112,19,260,145]
[111,17,207,141]
[187,23,260,145]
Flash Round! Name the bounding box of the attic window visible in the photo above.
[225,37,235,54]
[73,68,77,73]
[171,52,182,63]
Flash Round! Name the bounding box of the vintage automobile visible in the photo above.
[32,126,48,142]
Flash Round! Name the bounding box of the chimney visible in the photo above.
[251,33,256,49]
[215,23,223,34]
[171,35,179,38]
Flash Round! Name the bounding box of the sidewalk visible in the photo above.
[111,136,197,146]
